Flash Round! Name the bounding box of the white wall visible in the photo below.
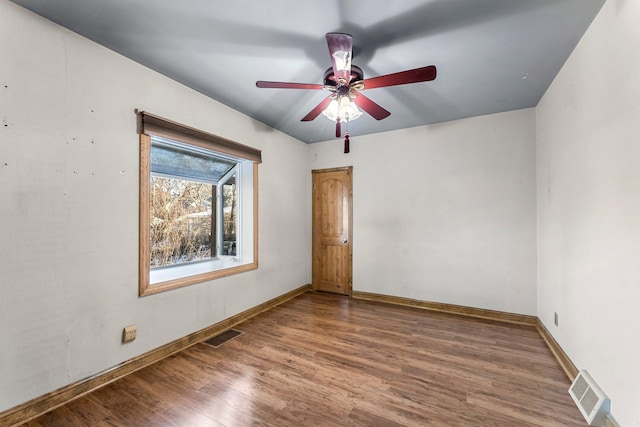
[310,109,537,315]
[0,2,310,411]
[536,0,640,425]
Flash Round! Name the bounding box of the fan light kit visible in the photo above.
[321,96,363,123]
[257,33,437,153]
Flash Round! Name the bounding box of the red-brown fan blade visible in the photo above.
[301,95,333,122]
[256,81,324,90]
[336,120,342,138]
[353,92,391,120]
[361,65,437,90]
[326,33,353,85]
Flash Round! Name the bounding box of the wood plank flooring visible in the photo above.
[24,292,586,426]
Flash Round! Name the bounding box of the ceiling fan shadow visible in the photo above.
[331,0,559,67]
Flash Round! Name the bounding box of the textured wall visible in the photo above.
[0,2,310,411]
[536,0,640,425]
[310,108,537,316]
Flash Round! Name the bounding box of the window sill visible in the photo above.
[140,258,257,296]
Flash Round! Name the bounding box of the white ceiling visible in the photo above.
[12,0,605,143]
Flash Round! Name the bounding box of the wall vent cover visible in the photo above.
[569,370,610,426]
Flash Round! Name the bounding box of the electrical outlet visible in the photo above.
[122,325,137,343]
[554,312,559,326]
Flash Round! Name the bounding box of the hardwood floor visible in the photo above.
[24,292,586,426]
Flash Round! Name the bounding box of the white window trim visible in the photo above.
[216,164,239,260]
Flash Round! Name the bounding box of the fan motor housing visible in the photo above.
[323,65,364,86]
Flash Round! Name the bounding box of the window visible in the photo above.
[149,138,238,267]
[137,111,261,296]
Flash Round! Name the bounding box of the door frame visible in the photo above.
[311,166,353,296]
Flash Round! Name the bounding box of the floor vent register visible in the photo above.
[202,329,244,348]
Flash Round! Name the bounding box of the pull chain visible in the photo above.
[343,120,350,154]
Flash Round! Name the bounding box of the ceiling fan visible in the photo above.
[256,32,437,151]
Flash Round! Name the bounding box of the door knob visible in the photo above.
[343,239,348,244]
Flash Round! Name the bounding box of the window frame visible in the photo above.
[137,111,260,296]
[216,165,239,258]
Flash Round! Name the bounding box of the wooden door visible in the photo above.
[312,167,352,295]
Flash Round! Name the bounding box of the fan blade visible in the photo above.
[256,81,323,90]
[326,33,353,85]
[336,120,342,138]
[361,65,437,90]
[301,95,333,122]
[353,92,391,120]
